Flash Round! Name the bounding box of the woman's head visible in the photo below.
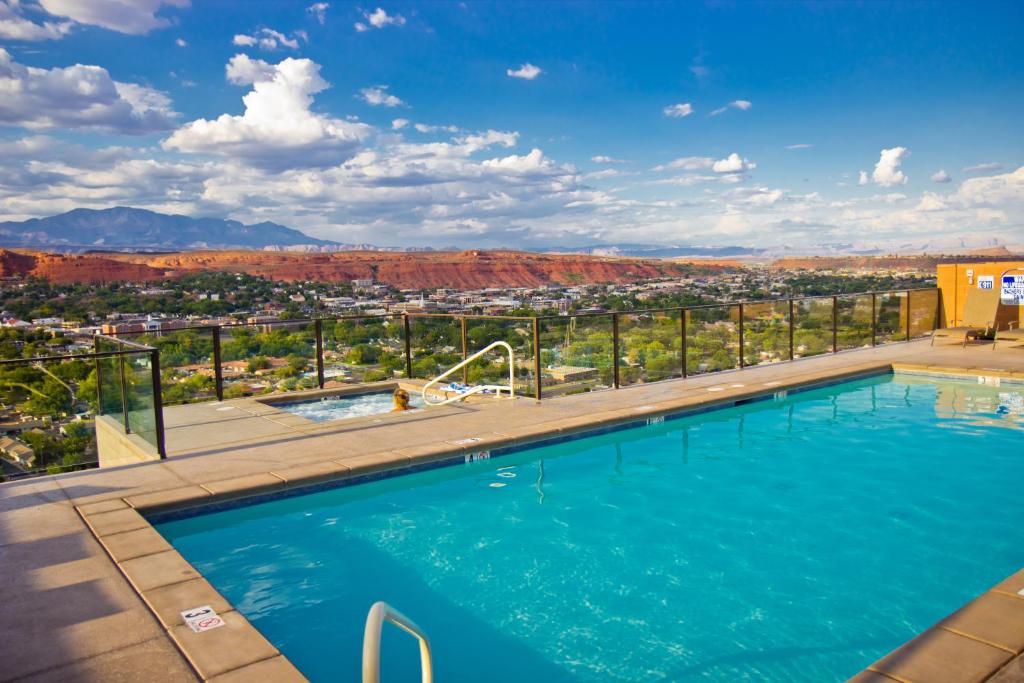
[393,388,410,409]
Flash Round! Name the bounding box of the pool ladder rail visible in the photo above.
[421,340,516,407]
[362,601,433,683]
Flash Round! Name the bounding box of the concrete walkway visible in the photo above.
[2,339,1023,681]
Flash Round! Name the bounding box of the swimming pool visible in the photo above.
[156,374,1024,682]
[274,390,424,422]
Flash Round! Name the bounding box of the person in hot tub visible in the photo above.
[392,387,415,412]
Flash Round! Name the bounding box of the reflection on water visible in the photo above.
[930,379,1024,431]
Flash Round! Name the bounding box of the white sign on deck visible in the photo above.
[181,605,226,633]
[1001,275,1024,304]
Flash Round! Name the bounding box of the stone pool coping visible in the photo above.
[7,340,1024,682]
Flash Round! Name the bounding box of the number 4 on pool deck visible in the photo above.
[181,605,226,633]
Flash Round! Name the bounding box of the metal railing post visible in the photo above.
[314,319,325,389]
[532,317,542,401]
[832,295,838,353]
[403,314,413,378]
[612,312,620,388]
[212,326,224,401]
[871,292,877,346]
[151,349,166,459]
[906,289,913,341]
[738,303,745,368]
[788,299,795,360]
[117,351,131,434]
[680,308,687,379]
[460,317,469,385]
[93,336,104,414]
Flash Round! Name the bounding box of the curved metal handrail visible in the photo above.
[362,601,433,683]
[421,340,515,407]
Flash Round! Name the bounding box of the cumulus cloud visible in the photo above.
[391,118,409,130]
[359,85,405,107]
[653,153,754,174]
[962,162,1003,174]
[711,153,755,173]
[663,102,693,118]
[163,54,370,169]
[507,63,541,80]
[38,0,189,35]
[863,147,909,187]
[414,122,460,134]
[175,36,186,46]
[709,99,752,116]
[233,28,304,50]
[931,169,952,183]
[0,48,177,133]
[355,7,404,31]
[592,155,627,164]
[0,0,73,40]
[307,2,328,25]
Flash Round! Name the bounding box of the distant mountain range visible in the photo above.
[0,207,395,252]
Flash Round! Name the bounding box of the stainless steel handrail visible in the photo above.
[362,601,433,683]
[421,340,515,407]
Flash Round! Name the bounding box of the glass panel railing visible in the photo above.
[792,297,834,358]
[124,351,158,451]
[618,310,682,385]
[218,321,317,398]
[836,294,874,350]
[685,306,739,375]
[120,328,217,405]
[94,337,126,420]
[407,315,462,381]
[463,317,536,396]
[909,289,940,338]
[0,355,100,479]
[537,314,615,395]
[874,292,907,345]
[321,315,405,385]
[742,300,791,366]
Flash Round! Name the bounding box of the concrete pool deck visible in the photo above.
[3,339,1024,682]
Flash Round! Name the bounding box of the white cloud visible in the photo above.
[786,143,812,150]
[663,102,693,118]
[591,155,627,164]
[175,37,186,47]
[709,99,752,116]
[359,85,405,107]
[962,162,1003,174]
[391,118,409,130]
[163,54,370,169]
[233,28,304,51]
[0,0,73,40]
[868,147,909,187]
[930,169,952,183]
[711,153,755,173]
[0,48,177,133]
[652,156,713,172]
[413,122,460,134]
[858,171,869,186]
[356,7,404,31]
[506,63,541,80]
[38,0,189,35]
[307,2,328,25]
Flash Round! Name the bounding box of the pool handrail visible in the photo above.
[421,340,515,406]
[362,601,433,683]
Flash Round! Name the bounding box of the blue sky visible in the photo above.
[0,1,1021,251]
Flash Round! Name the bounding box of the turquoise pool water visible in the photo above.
[276,390,424,422]
[156,374,1024,682]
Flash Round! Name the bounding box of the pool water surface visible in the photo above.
[275,390,425,422]
[157,375,1024,682]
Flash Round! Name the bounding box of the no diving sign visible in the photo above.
[1002,275,1024,305]
[181,605,226,633]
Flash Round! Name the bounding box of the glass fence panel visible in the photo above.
[909,289,940,338]
[792,298,835,357]
[463,317,536,396]
[0,355,99,480]
[742,301,791,366]
[874,292,907,345]
[124,351,159,451]
[685,306,739,375]
[321,316,405,385]
[121,328,216,405]
[618,310,682,385]
[94,337,126,420]
[537,314,614,395]
[218,321,317,398]
[407,316,463,381]
[836,294,874,350]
